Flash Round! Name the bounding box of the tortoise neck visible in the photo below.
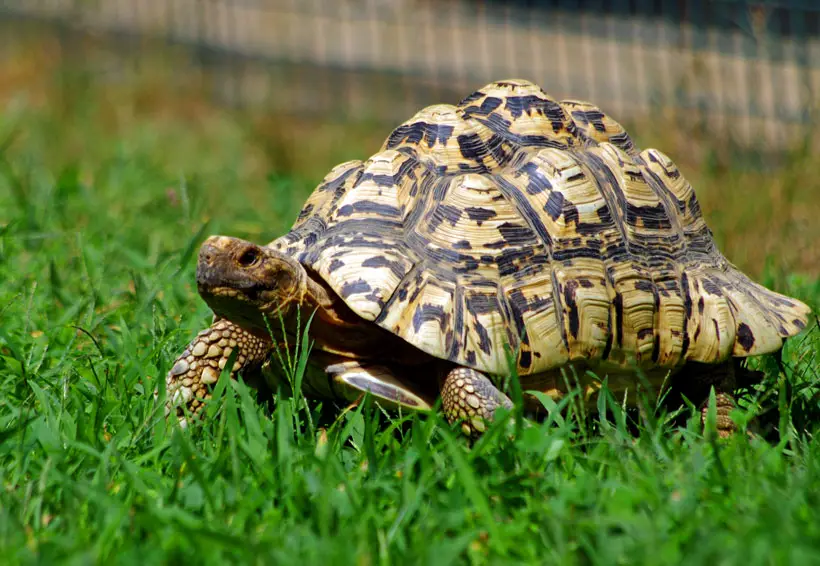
[302,272,336,313]
[296,271,370,346]
[291,270,424,363]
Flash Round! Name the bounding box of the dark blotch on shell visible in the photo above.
[681,273,693,321]
[736,322,756,352]
[340,279,372,298]
[563,280,580,339]
[457,133,490,165]
[465,206,498,224]
[432,204,463,228]
[337,201,401,218]
[624,203,672,230]
[473,322,493,355]
[701,278,723,296]
[386,121,455,149]
[544,191,564,221]
[460,95,503,116]
[297,204,314,221]
[520,161,552,194]
[465,293,499,316]
[497,222,534,245]
[613,292,624,347]
[504,95,551,119]
[362,256,406,278]
[571,109,607,133]
[412,303,447,333]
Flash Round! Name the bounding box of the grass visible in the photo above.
[2,31,820,565]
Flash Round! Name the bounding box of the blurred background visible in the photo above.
[0,0,818,278]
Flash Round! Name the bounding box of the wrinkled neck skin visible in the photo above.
[271,271,426,365]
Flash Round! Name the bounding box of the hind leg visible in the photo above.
[701,362,739,438]
[678,361,739,438]
[702,385,738,439]
[441,367,513,437]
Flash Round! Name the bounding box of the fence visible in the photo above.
[1,0,819,149]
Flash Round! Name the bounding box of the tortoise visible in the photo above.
[165,79,811,437]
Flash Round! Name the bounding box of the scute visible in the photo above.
[272,79,812,377]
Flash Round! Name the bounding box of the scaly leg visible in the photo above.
[441,367,513,437]
[700,367,738,439]
[676,361,740,438]
[165,318,273,426]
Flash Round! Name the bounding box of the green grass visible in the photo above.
[2,63,820,565]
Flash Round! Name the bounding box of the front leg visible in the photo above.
[165,317,273,426]
[441,367,513,437]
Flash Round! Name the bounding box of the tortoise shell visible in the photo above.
[272,79,810,377]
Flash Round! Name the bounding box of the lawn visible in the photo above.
[1,38,820,565]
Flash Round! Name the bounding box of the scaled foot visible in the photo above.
[441,367,513,437]
[701,390,738,439]
[165,318,272,426]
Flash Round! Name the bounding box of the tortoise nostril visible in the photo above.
[237,247,259,267]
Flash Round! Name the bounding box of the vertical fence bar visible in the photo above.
[523,0,538,92]
[339,0,355,121]
[684,0,705,139]
[502,2,516,84]
[224,0,239,108]
[790,4,809,115]
[393,0,412,117]
[449,0,467,98]
[737,1,759,149]
[578,0,596,104]
[737,1,753,145]
[607,0,629,119]
[655,0,673,121]
[423,0,442,107]
[753,3,777,149]
[632,0,649,117]
[553,1,572,97]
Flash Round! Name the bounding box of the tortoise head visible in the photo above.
[196,236,307,329]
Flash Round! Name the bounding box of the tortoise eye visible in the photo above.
[238,248,259,267]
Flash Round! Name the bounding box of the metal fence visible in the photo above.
[1,0,819,149]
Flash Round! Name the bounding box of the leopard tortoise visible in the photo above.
[165,79,811,437]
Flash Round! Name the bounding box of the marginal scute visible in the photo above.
[553,260,611,361]
[271,79,812,376]
[561,99,637,157]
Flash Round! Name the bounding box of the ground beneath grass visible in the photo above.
[1,57,820,565]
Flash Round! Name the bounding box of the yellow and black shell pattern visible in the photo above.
[272,79,811,377]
